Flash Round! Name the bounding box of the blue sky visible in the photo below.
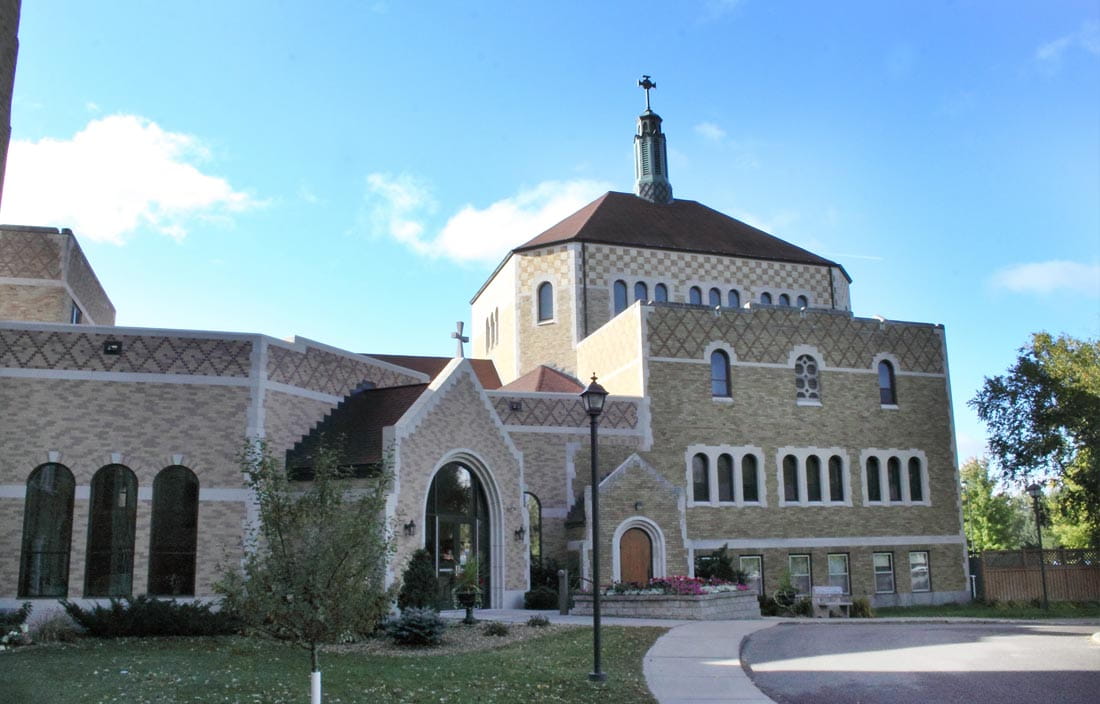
[2,1,1098,465]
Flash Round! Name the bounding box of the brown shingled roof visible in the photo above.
[366,354,502,390]
[501,365,585,393]
[514,191,849,280]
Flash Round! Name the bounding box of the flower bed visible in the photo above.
[573,577,760,620]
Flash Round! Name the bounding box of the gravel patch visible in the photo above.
[325,622,579,657]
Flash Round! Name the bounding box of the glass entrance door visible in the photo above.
[425,463,490,609]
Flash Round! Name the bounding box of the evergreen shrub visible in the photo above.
[526,615,551,627]
[60,596,241,638]
[524,586,559,610]
[482,621,509,636]
[384,607,446,646]
[398,549,439,610]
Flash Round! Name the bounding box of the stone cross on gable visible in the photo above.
[451,321,469,358]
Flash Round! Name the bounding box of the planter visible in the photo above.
[455,589,478,624]
[572,590,760,620]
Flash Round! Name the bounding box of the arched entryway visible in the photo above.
[425,462,491,608]
[620,528,652,584]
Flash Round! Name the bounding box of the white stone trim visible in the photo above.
[648,356,945,378]
[611,516,667,582]
[689,534,967,549]
[0,485,249,501]
[859,448,931,506]
[774,447,853,507]
[684,445,767,508]
[532,274,558,326]
[0,367,253,385]
[495,424,643,437]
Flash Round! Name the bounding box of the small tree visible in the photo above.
[961,458,1028,552]
[216,438,394,704]
[397,548,438,610]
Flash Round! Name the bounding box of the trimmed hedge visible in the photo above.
[60,596,241,638]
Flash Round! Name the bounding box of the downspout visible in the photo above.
[581,242,589,338]
[828,266,836,310]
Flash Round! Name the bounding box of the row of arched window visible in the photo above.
[18,463,199,598]
[865,454,926,504]
[611,280,814,317]
[485,307,500,350]
[709,350,899,407]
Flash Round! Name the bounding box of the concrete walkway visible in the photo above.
[441,609,781,703]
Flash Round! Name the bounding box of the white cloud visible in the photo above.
[0,115,255,243]
[362,175,610,263]
[990,260,1100,297]
[701,0,743,21]
[1036,20,1100,66]
[694,122,727,142]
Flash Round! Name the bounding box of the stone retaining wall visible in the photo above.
[572,590,760,620]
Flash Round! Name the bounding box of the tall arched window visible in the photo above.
[760,292,773,305]
[710,350,731,397]
[778,293,791,307]
[708,287,721,306]
[783,455,800,502]
[149,465,199,596]
[908,458,924,502]
[717,454,734,502]
[634,281,648,303]
[728,289,740,308]
[19,463,75,597]
[866,456,882,502]
[524,492,542,565]
[741,455,760,502]
[537,282,554,322]
[613,280,628,315]
[692,453,710,502]
[878,360,897,405]
[806,455,823,502]
[796,295,808,308]
[654,283,668,302]
[426,463,490,607]
[828,455,845,501]
[85,464,137,597]
[887,457,903,502]
[689,286,703,305]
[795,354,821,402]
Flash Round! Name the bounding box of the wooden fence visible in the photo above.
[973,548,1100,603]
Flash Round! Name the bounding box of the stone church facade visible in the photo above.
[0,63,970,610]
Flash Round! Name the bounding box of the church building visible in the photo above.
[0,78,970,612]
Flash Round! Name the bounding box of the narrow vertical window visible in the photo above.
[867,456,882,502]
[740,555,763,595]
[827,554,850,594]
[742,455,759,502]
[692,453,710,502]
[828,455,845,502]
[708,287,721,306]
[18,463,75,598]
[654,283,668,302]
[778,293,791,306]
[728,289,740,308]
[794,354,821,402]
[760,292,772,305]
[70,303,83,324]
[909,551,930,592]
[613,280,628,315]
[796,295,808,308]
[783,455,799,502]
[710,350,731,398]
[887,457,902,502]
[524,492,542,566]
[806,455,822,502]
[908,457,924,502]
[149,466,199,596]
[537,282,553,322]
[485,319,491,350]
[689,286,702,305]
[717,454,734,502]
[493,308,499,346]
[789,554,811,595]
[874,552,895,593]
[878,360,897,405]
[85,464,137,597]
[634,281,648,302]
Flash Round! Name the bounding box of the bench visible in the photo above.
[811,586,853,618]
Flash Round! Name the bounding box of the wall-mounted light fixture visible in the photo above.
[514,526,526,542]
[634,501,644,512]
[509,400,523,412]
[403,520,416,537]
[103,340,122,355]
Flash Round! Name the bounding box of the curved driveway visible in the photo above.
[742,622,1100,704]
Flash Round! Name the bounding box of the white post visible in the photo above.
[311,671,321,704]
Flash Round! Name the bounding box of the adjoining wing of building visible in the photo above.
[0,63,968,609]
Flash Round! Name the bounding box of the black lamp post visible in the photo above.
[1026,483,1049,610]
[580,374,608,683]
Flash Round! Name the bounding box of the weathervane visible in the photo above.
[451,321,468,358]
[638,75,656,111]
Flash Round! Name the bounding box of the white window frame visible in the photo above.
[859,449,930,506]
[789,554,812,597]
[909,551,931,593]
[827,553,850,594]
[774,448,852,507]
[873,552,895,594]
[740,555,763,595]
[533,277,557,325]
[685,445,766,508]
[872,353,901,409]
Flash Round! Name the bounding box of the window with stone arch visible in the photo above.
[708,287,721,306]
[710,349,731,398]
[760,292,773,305]
[878,360,897,405]
[634,281,648,303]
[85,464,138,597]
[778,293,791,307]
[523,492,542,565]
[18,463,76,598]
[654,283,668,302]
[728,289,740,308]
[537,282,554,322]
[692,453,710,502]
[796,295,808,308]
[613,280,628,315]
[689,286,703,305]
[148,465,199,596]
[794,354,821,402]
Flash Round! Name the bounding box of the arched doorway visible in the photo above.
[620,527,653,584]
[425,462,490,608]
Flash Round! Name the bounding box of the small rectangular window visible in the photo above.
[789,554,811,596]
[70,303,83,324]
[740,555,763,595]
[909,551,930,592]
[827,553,850,594]
[874,552,895,593]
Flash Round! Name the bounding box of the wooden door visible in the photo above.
[620,528,652,585]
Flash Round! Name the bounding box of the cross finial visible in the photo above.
[638,75,656,111]
[451,321,469,358]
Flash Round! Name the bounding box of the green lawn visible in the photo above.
[3,626,666,704]
[874,601,1100,620]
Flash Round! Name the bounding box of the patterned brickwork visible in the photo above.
[0,283,68,322]
[645,305,945,373]
[490,395,639,430]
[266,344,422,396]
[64,239,115,324]
[515,247,577,378]
[0,228,61,279]
[263,389,338,455]
[577,304,644,395]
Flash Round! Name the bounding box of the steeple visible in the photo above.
[633,75,673,204]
